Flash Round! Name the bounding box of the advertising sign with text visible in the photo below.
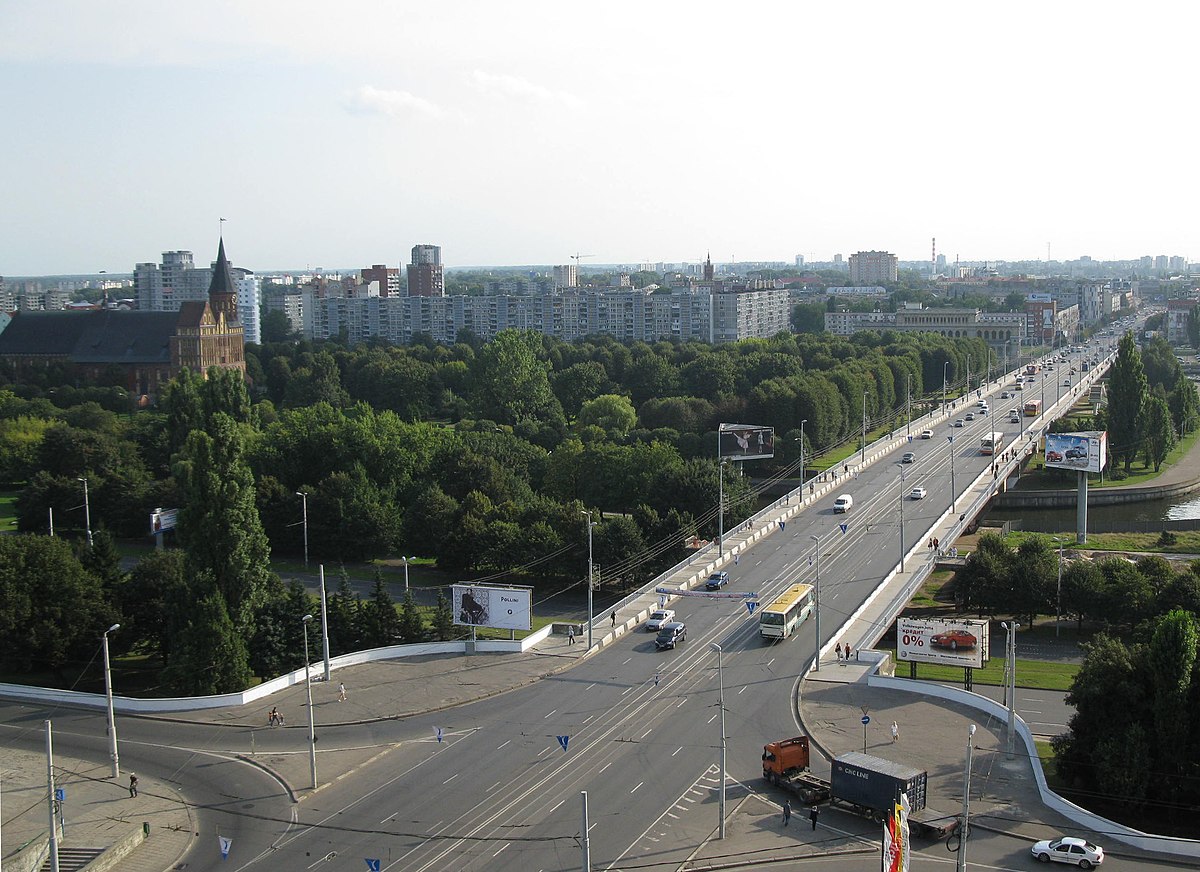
[1044,430,1106,475]
[452,584,532,631]
[896,617,989,669]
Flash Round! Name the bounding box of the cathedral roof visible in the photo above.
[208,237,238,300]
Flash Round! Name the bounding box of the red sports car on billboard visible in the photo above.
[930,629,977,650]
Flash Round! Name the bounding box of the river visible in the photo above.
[985,490,1200,532]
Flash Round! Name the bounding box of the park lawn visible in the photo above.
[1036,740,1067,792]
[1002,529,1200,555]
[908,569,956,609]
[884,649,1079,691]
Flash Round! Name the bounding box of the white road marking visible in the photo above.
[672,746,683,757]
[622,657,632,665]
[497,740,510,750]
[631,781,643,794]
[493,843,509,857]
[707,713,718,723]
[767,657,776,667]
[544,709,556,718]
[640,728,653,739]
[443,773,458,785]
[583,714,593,723]
[676,698,686,707]
[585,683,596,690]
[486,781,501,793]
[738,686,747,694]
[599,761,613,774]
[623,687,633,695]
[547,799,565,814]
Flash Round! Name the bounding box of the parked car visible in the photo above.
[1030,836,1104,867]
[901,452,916,463]
[909,486,927,500]
[930,629,977,650]
[655,622,687,650]
[1047,450,1064,462]
[920,429,934,439]
[646,608,675,631]
[705,571,730,590]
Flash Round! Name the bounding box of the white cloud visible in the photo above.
[470,70,582,109]
[342,85,446,120]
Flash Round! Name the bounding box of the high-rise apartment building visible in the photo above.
[848,251,898,285]
[552,264,578,288]
[407,245,445,297]
[361,264,401,297]
[234,268,262,344]
[135,250,213,311]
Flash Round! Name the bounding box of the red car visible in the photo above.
[930,629,977,651]
[1046,450,1063,462]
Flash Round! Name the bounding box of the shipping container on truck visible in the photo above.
[830,752,958,837]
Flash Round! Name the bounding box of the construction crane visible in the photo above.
[570,253,594,265]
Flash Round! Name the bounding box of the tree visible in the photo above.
[174,412,274,627]
[360,571,401,647]
[1060,560,1105,629]
[471,330,565,427]
[1148,610,1197,786]
[577,394,638,436]
[0,534,117,673]
[325,566,361,655]
[431,588,455,641]
[1107,332,1148,472]
[1168,370,1200,436]
[162,589,253,695]
[261,308,294,343]
[399,589,425,643]
[121,549,188,662]
[1142,395,1176,472]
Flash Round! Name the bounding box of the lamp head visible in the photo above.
[106,623,120,634]
[709,642,722,654]
[302,614,314,623]
[969,724,977,737]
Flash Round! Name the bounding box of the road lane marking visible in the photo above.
[738,686,747,694]
[767,657,776,667]
[672,746,683,757]
[493,843,509,857]
[585,683,596,690]
[631,781,643,794]
[707,713,718,723]
[640,728,653,739]
[547,799,565,814]
[599,761,613,774]
[443,773,458,785]
[538,746,552,756]
[497,740,510,750]
[623,687,633,695]
[583,714,593,723]
[676,698,686,707]
[622,657,632,664]
[544,710,557,718]
[487,781,501,793]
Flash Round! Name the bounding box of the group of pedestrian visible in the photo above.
[834,642,853,662]
[927,536,940,553]
[268,706,285,726]
[780,800,820,831]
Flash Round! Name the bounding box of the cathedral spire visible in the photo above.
[207,237,239,325]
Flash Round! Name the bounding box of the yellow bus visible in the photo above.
[1023,399,1042,417]
[759,583,815,640]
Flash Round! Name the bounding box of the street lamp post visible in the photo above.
[798,419,807,494]
[861,391,867,465]
[810,535,821,672]
[897,464,906,572]
[942,361,950,414]
[1055,539,1064,638]
[582,511,595,649]
[1002,621,1020,759]
[948,434,957,513]
[905,374,911,437]
[302,614,318,788]
[710,642,727,839]
[401,556,412,592]
[79,477,93,549]
[296,491,309,568]
[717,460,725,557]
[965,353,971,397]
[956,724,977,872]
[102,623,121,778]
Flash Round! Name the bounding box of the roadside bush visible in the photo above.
[1157,530,1178,547]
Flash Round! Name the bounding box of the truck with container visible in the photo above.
[829,752,959,838]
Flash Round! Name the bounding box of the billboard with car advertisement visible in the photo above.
[1044,430,1107,475]
[718,423,775,461]
[896,617,990,669]
[452,584,532,631]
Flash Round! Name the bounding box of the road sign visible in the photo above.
[861,715,871,725]
[54,788,65,801]
[557,735,569,752]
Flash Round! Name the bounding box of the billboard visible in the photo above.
[452,584,532,631]
[896,617,990,669]
[1044,430,1107,475]
[150,508,178,534]
[719,423,775,460]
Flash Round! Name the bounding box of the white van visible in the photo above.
[833,494,853,513]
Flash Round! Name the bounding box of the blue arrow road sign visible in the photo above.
[365,861,381,871]
[861,715,871,725]
[557,735,569,752]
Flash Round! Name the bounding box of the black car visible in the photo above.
[1065,447,1087,460]
[705,571,730,590]
[655,622,687,650]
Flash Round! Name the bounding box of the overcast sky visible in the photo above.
[2,1,1195,276]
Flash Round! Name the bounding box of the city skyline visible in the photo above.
[2,2,1195,275]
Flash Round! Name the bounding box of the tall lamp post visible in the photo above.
[401,555,413,592]
[809,535,821,672]
[897,463,907,571]
[798,419,807,493]
[1002,621,1020,759]
[956,724,977,872]
[1054,538,1065,638]
[296,491,309,568]
[709,642,727,839]
[717,460,726,557]
[948,434,957,513]
[79,476,93,549]
[302,614,318,788]
[582,511,595,649]
[860,391,867,465]
[942,361,950,414]
[102,623,121,778]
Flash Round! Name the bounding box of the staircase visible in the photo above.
[40,846,105,872]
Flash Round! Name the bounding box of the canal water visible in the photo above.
[985,491,1200,532]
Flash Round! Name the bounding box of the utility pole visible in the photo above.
[956,724,977,872]
[580,791,591,872]
[861,391,867,464]
[582,511,595,649]
[798,420,807,494]
[717,461,725,557]
[78,477,93,549]
[319,566,331,682]
[302,615,317,788]
[45,720,60,872]
[810,535,821,672]
[710,643,727,839]
[102,624,121,778]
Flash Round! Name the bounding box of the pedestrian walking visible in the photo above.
[782,799,792,826]
[891,720,899,743]
[128,773,138,798]
[337,681,347,702]
[835,642,843,661]
[611,611,617,627]
[809,805,819,831]
[567,625,576,645]
[268,706,280,726]
[846,644,853,660]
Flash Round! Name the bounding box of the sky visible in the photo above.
[2,1,1197,276]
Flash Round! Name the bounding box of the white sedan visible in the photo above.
[1031,836,1104,868]
[646,608,676,631]
[909,486,927,500]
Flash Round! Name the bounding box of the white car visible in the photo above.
[646,608,676,631]
[919,429,933,439]
[964,412,975,421]
[909,486,927,500]
[1031,836,1104,868]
